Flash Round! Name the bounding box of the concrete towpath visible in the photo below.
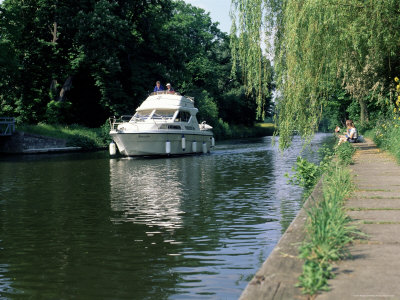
[317,138,400,299]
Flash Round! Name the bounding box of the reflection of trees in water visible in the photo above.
[109,149,280,297]
[0,135,332,299]
[274,134,335,233]
[110,144,320,298]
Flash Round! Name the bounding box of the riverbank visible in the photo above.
[0,123,109,154]
[241,138,400,299]
[0,131,83,154]
[0,122,275,154]
[316,139,400,299]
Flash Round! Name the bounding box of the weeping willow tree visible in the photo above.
[231,0,400,149]
[230,0,274,120]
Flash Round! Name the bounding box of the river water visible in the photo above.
[0,134,332,299]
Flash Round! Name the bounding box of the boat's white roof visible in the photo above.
[137,92,197,113]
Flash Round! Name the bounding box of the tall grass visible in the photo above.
[297,164,356,295]
[290,141,358,295]
[365,121,400,163]
[335,142,356,165]
[17,123,111,150]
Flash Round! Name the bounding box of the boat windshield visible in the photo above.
[151,110,176,120]
[133,110,153,121]
[174,111,191,122]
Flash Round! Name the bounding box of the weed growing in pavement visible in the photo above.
[335,142,356,165]
[297,164,358,295]
[287,141,359,295]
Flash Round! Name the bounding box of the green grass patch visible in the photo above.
[293,141,360,295]
[335,142,356,165]
[364,121,400,164]
[255,122,275,129]
[297,164,359,295]
[17,123,111,150]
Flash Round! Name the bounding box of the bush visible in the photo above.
[335,142,356,165]
[45,100,72,124]
[287,157,320,193]
[365,120,400,163]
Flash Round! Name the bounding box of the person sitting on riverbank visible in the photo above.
[337,120,358,144]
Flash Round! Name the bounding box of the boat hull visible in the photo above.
[110,131,213,156]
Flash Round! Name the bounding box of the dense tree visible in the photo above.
[231,0,400,149]
[0,0,274,130]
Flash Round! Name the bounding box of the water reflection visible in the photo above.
[272,134,333,232]
[108,134,332,298]
[0,264,15,296]
[0,134,333,299]
[110,158,185,229]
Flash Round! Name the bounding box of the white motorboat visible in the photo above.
[109,91,215,156]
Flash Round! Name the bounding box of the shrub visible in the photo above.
[287,157,320,193]
[335,142,356,165]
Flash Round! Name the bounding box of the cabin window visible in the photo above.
[134,110,153,120]
[175,111,191,122]
[160,124,182,130]
[152,110,175,120]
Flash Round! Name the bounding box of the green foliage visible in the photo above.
[286,143,336,198]
[335,142,356,166]
[319,89,353,132]
[287,157,320,192]
[45,100,72,124]
[366,120,400,163]
[298,164,357,295]
[212,120,274,140]
[17,123,108,150]
[297,259,332,295]
[284,139,357,295]
[1,0,273,134]
[232,0,400,149]
[362,77,400,163]
[193,90,219,126]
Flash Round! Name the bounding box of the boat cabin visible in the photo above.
[129,92,200,130]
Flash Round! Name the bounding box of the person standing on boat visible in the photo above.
[154,81,164,92]
[166,83,174,93]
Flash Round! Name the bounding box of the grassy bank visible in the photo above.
[18,122,275,149]
[290,142,358,295]
[363,120,400,163]
[18,123,110,150]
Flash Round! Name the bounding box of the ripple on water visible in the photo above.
[0,134,334,299]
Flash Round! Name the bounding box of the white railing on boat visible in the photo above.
[150,91,182,96]
[109,115,132,131]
